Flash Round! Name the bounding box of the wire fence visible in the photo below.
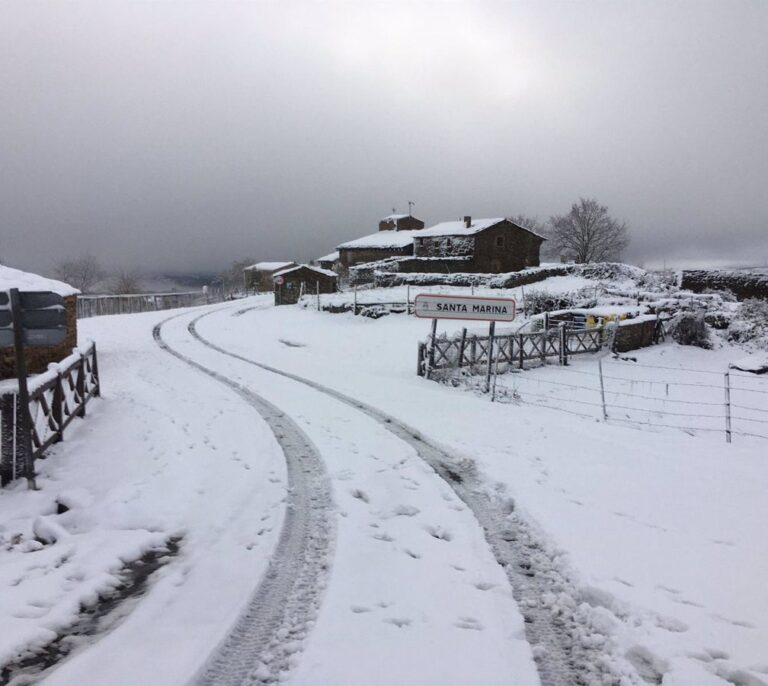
[497,358,768,443]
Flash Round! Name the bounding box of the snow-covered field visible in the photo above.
[1,278,767,685]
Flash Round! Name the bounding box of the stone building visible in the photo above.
[243,261,297,292]
[412,217,544,273]
[274,265,337,306]
[0,265,79,379]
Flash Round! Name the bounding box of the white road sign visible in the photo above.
[414,294,516,322]
[274,275,285,285]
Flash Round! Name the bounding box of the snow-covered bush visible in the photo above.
[727,298,768,350]
[524,288,596,315]
[667,313,711,349]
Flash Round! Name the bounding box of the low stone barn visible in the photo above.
[0,265,79,379]
[244,261,297,292]
[274,265,337,306]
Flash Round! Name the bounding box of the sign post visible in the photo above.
[8,290,37,489]
[414,294,516,389]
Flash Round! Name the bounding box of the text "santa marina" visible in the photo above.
[433,302,511,315]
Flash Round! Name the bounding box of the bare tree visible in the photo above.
[53,253,105,293]
[219,257,256,294]
[549,198,630,263]
[109,269,143,294]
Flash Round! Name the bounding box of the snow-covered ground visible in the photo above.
[1,279,767,685]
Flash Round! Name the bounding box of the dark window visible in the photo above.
[495,236,505,248]
[446,238,453,249]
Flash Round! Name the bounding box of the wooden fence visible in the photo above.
[418,325,605,377]
[1,343,100,485]
[77,290,224,319]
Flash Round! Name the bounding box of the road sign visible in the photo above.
[0,290,68,348]
[414,294,516,322]
[19,292,65,310]
[274,275,285,285]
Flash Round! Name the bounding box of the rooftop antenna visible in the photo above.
[408,200,415,217]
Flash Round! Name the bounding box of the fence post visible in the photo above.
[76,354,86,418]
[457,328,467,369]
[598,358,608,420]
[485,321,496,393]
[354,286,358,315]
[52,372,64,442]
[558,322,569,365]
[91,343,101,397]
[426,319,438,380]
[470,335,477,367]
[518,334,525,369]
[407,285,411,313]
[316,282,320,311]
[417,342,426,377]
[724,369,732,444]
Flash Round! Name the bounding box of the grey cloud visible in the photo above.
[1,1,766,276]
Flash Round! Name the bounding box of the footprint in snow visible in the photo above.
[350,489,370,503]
[454,617,484,631]
[392,504,420,517]
[425,525,453,542]
[654,615,689,633]
[350,606,372,614]
[403,549,421,559]
[473,581,496,591]
[372,532,395,542]
[383,617,412,628]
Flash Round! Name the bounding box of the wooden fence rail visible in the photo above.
[77,290,225,319]
[418,325,605,377]
[1,343,100,485]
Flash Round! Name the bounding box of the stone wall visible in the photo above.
[1,296,78,379]
[614,318,659,353]
[681,270,768,301]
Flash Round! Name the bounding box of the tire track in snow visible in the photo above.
[153,312,334,686]
[188,308,639,686]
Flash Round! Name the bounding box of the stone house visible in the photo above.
[412,217,545,273]
[0,265,79,379]
[243,261,298,292]
[274,265,337,306]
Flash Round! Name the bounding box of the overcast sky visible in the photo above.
[2,1,767,276]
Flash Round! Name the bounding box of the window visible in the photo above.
[495,236,505,248]
[446,238,453,249]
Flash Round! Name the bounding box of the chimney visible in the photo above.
[464,216,471,228]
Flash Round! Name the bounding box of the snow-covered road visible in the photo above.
[2,294,766,686]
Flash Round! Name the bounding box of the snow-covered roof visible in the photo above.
[274,264,337,279]
[316,251,339,263]
[244,261,296,272]
[417,218,505,238]
[0,264,79,297]
[382,213,408,221]
[337,230,421,250]
[415,217,547,240]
